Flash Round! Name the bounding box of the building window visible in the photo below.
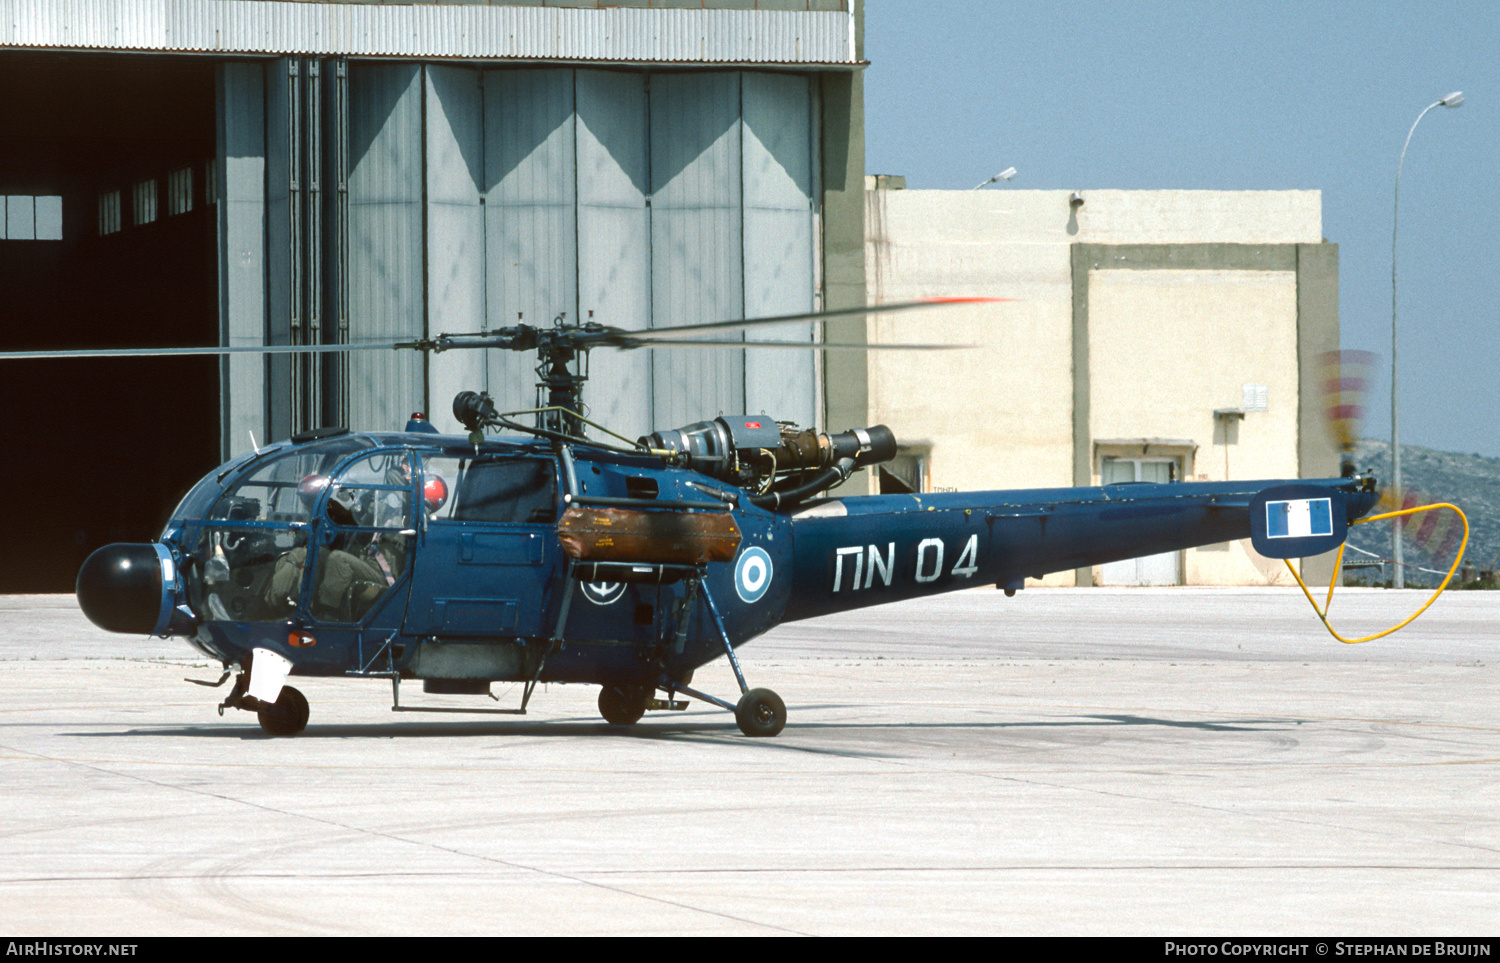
[98,190,122,236]
[168,167,193,216]
[205,159,217,206]
[133,179,157,226]
[2,195,63,241]
[35,195,62,239]
[1100,457,1179,485]
[878,449,928,494]
[1093,440,1198,485]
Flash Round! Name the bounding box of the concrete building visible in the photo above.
[0,0,866,591]
[860,182,1339,586]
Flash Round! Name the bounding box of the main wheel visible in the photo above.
[257,685,310,736]
[598,685,648,726]
[735,688,786,737]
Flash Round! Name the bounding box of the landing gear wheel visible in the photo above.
[598,685,648,726]
[257,685,309,736]
[735,688,786,737]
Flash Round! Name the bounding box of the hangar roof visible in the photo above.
[0,0,858,66]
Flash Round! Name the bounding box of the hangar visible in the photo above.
[0,0,864,591]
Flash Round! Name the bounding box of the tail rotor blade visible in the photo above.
[1320,349,1379,453]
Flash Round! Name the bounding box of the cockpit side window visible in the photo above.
[451,458,558,524]
[303,450,416,624]
[418,454,463,521]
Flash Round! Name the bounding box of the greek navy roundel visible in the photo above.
[581,581,626,606]
[734,547,773,604]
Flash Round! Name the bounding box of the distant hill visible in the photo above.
[1344,439,1500,586]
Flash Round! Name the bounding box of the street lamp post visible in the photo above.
[1391,91,1462,589]
[974,167,1017,190]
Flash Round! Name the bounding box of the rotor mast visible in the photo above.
[534,332,588,438]
[414,316,599,440]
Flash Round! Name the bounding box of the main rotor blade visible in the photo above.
[625,296,1006,340]
[0,296,1004,360]
[623,338,968,351]
[0,341,409,361]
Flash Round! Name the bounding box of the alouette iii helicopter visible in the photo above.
[4,301,1441,738]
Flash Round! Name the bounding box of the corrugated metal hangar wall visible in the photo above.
[223,62,821,447]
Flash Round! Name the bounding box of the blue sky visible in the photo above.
[865,0,1499,456]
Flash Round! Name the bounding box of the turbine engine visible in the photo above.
[642,416,897,508]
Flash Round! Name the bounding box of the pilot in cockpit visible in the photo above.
[264,475,387,620]
[264,467,449,620]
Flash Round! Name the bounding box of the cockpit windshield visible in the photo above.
[209,437,370,526]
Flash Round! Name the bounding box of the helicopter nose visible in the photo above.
[76,543,169,635]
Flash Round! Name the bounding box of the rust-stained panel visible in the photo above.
[557,505,742,565]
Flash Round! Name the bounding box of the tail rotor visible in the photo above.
[1321,349,1378,476]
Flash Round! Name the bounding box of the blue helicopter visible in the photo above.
[24,303,1381,737]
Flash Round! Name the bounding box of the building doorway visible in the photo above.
[1099,456,1182,586]
[0,53,219,591]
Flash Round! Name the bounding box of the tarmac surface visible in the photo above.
[1,587,1496,935]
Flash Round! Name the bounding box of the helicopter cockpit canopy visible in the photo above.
[185,436,425,625]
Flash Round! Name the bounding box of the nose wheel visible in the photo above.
[209,663,311,736]
[256,685,310,736]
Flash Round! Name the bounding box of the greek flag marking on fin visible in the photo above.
[1266,498,1334,539]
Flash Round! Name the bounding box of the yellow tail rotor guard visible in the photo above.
[1285,502,1469,644]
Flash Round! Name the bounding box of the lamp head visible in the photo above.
[1440,91,1464,108]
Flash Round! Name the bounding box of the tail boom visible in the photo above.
[781,475,1378,622]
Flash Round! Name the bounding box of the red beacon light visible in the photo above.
[422,474,449,512]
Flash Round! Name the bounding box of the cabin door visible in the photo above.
[402,454,562,639]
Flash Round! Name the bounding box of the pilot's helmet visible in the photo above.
[327,486,361,526]
[297,473,331,507]
[422,474,449,512]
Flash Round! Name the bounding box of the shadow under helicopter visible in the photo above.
[68,711,1299,752]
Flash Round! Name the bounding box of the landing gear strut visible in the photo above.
[648,575,788,737]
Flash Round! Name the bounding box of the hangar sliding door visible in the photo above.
[475,68,818,438]
[648,71,818,432]
[742,72,818,427]
[424,65,487,424]
[483,69,579,417]
[575,71,651,435]
[231,65,819,445]
[345,64,426,433]
[419,66,819,440]
[649,72,745,429]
